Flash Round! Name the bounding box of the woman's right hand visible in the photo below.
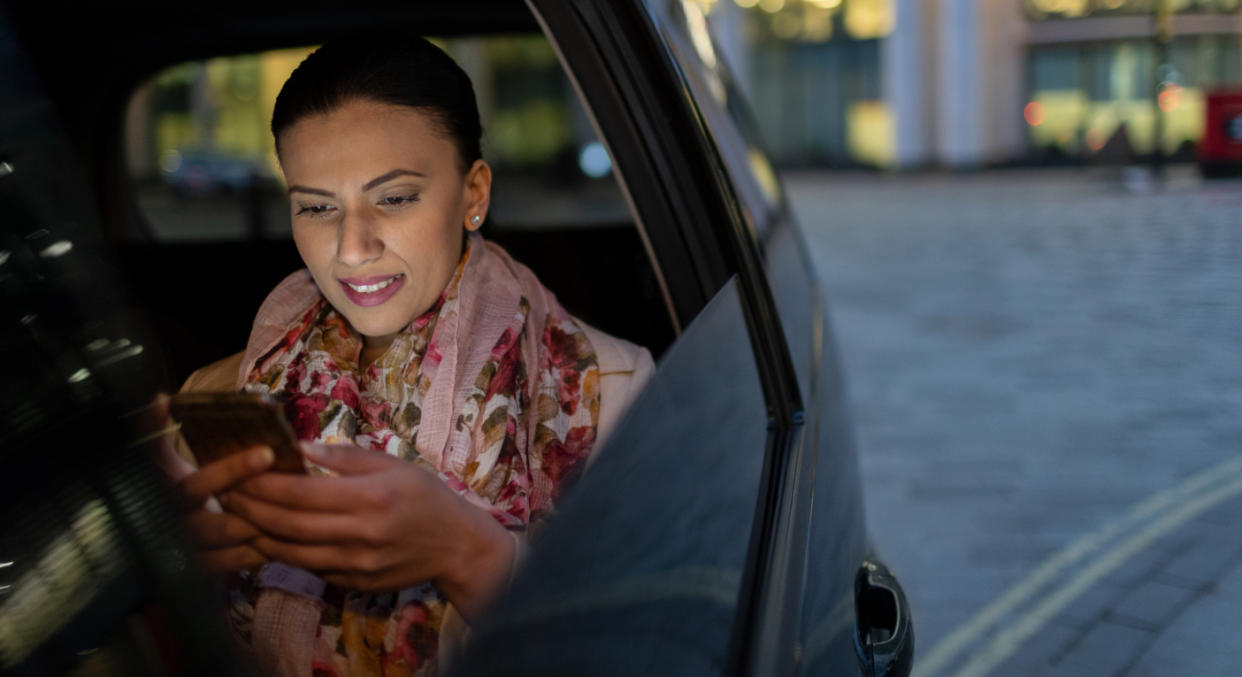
[177,444,276,574]
[146,393,275,574]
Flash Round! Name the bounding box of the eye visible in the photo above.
[379,194,419,208]
[295,203,335,218]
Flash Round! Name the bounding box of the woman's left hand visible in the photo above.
[222,443,516,621]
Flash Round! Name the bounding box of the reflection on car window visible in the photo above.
[124,36,629,242]
[458,280,770,675]
[641,0,785,237]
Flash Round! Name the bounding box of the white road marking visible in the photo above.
[913,454,1242,677]
[951,472,1242,677]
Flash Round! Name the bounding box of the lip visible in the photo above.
[338,273,405,307]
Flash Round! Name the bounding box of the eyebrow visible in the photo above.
[362,169,425,191]
[287,169,426,197]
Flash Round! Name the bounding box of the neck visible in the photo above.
[360,335,393,370]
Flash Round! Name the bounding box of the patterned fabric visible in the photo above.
[229,234,599,676]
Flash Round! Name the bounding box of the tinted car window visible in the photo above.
[457,279,770,675]
[641,0,785,239]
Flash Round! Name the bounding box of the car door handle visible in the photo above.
[854,559,915,677]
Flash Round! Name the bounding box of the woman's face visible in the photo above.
[278,99,489,352]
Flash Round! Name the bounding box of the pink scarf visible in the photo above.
[229,233,599,676]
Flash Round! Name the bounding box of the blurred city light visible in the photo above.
[1025,102,1047,127]
[1032,0,1090,17]
[1025,0,1242,19]
[683,0,720,69]
[578,142,612,178]
[714,0,892,42]
[844,0,893,39]
[159,149,182,174]
[1086,127,1107,150]
[39,240,72,258]
[1159,84,1184,112]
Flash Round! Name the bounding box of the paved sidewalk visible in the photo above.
[784,166,1242,677]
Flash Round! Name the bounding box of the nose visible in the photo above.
[336,211,383,266]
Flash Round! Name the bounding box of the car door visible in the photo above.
[457,2,912,676]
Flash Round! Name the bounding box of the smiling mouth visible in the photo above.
[344,275,404,293]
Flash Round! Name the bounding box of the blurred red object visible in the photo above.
[1198,88,1242,177]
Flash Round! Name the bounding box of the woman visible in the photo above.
[165,36,653,676]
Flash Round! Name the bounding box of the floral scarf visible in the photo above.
[229,234,599,676]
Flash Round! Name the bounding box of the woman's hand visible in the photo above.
[144,393,274,574]
[178,445,275,573]
[223,443,516,622]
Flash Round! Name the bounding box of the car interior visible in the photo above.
[7,1,679,388]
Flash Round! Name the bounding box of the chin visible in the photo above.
[342,313,408,339]
[321,297,393,332]
[323,286,429,340]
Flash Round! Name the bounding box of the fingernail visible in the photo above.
[253,446,275,469]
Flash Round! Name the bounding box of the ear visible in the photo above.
[462,159,492,231]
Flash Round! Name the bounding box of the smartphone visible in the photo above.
[169,392,306,474]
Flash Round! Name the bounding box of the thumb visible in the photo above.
[301,442,398,476]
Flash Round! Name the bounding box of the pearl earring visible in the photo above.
[471,215,481,226]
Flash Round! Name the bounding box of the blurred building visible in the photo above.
[1019,0,1241,165]
[123,3,1242,174]
[702,0,1242,168]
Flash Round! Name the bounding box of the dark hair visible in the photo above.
[271,36,483,171]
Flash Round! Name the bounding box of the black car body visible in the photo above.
[0,1,912,675]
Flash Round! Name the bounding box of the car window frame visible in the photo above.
[526,2,815,676]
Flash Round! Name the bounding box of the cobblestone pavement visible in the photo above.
[785,166,1242,677]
